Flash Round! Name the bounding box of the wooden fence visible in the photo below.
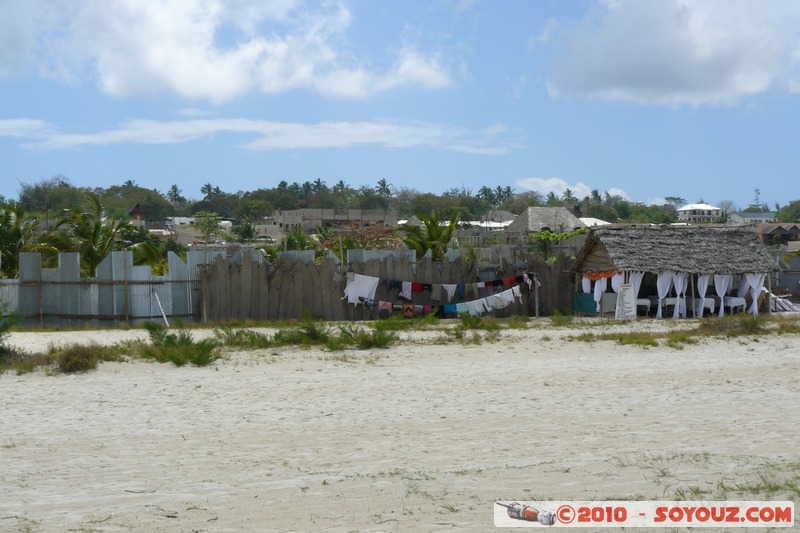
[197,253,577,322]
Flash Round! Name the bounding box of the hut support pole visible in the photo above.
[766,273,772,315]
[691,274,696,318]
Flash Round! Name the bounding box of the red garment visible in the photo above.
[582,270,620,281]
[411,282,423,292]
[502,276,515,286]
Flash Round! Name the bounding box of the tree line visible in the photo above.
[3,175,800,279]
[11,175,797,225]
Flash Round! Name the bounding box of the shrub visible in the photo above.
[56,343,121,373]
[696,315,765,337]
[355,328,398,350]
[550,309,574,326]
[272,318,331,347]
[0,302,23,357]
[214,327,272,349]
[142,322,218,366]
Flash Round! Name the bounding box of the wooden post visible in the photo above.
[766,272,772,315]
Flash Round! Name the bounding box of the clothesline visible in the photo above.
[342,271,539,317]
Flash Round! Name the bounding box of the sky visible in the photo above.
[1,0,799,210]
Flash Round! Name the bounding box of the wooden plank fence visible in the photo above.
[197,253,577,322]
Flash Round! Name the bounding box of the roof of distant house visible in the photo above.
[505,206,585,233]
[733,211,775,219]
[579,217,610,227]
[677,203,720,211]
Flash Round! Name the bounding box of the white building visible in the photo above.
[677,203,722,223]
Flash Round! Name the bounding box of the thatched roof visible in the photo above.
[505,207,584,234]
[573,224,775,275]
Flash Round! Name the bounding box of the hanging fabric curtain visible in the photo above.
[593,276,608,313]
[744,273,766,315]
[610,272,624,293]
[628,271,645,298]
[656,271,673,319]
[581,276,592,294]
[737,274,751,298]
[671,272,688,319]
[696,274,710,317]
[713,274,733,317]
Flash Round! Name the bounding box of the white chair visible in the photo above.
[723,296,746,314]
[690,297,715,316]
[600,293,618,316]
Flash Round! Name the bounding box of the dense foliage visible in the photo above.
[2,176,798,280]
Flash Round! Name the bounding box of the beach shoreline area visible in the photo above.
[2,319,799,532]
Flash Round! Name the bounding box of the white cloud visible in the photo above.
[1,117,515,155]
[516,177,593,199]
[377,47,452,91]
[516,177,635,202]
[0,119,55,138]
[647,197,668,206]
[1,0,454,102]
[606,187,630,200]
[548,0,800,105]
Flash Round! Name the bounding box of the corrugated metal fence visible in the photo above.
[0,250,577,325]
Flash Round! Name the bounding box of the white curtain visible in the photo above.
[593,276,608,313]
[737,274,750,298]
[610,272,624,293]
[714,274,733,317]
[744,273,767,315]
[581,276,592,294]
[696,274,710,317]
[656,271,673,318]
[672,271,688,319]
[628,271,645,298]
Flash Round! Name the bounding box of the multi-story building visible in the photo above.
[676,203,722,223]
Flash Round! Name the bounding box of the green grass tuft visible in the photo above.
[141,322,219,366]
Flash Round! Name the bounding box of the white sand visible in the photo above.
[1,321,799,532]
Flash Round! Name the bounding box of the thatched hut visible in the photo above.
[572,225,776,318]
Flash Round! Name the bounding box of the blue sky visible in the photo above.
[1,0,799,210]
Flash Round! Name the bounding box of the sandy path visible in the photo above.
[1,324,799,532]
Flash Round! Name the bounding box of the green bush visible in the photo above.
[272,319,331,347]
[56,343,121,373]
[550,309,574,326]
[142,322,218,366]
[0,302,23,357]
[214,327,272,349]
[355,328,398,350]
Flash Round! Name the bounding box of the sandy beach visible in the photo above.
[1,319,799,532]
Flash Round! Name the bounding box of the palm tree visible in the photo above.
[477,186,496,206]
[0,202,46,278]
[232,216,256,243]
[375,179,393,198]
[562,188,576,203]
[200,183,221,201]
[166,184,185,204]
[52,193,161,276]
[400,210,460,261]
[280,226,314,251]
[312,178,326,193]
